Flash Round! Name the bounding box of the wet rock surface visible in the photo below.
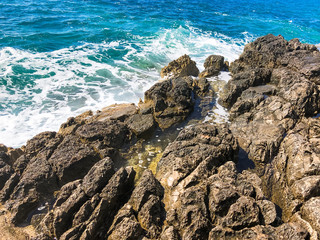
[0,38,320,239]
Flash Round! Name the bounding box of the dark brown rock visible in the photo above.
[48,135,101,184]
[53,179,82,209]
[157,123,238,188]
[199,55,227,78]
[125,113,156,137]
[223,196,260,230]
[0,163,13,190]
[82,157,114,197]
[79,167,135,240]
[43,158,116,238]
[53,187,88,238]
[144,77,195,129]
[219,68,272,109]
[0,173,19,202]
[76,119,130,148]
[257,200,277,225]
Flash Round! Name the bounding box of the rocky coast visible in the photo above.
[0,34,320,239]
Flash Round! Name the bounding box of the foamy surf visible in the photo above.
[204,71,231,124]
[0,25,251,147]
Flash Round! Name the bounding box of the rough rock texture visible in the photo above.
[160,54,199,79]
[144,76,195,129]
[0,36,319,239]
[0,55,211,231]
[220,34,320,238]
[199,55,228,78]
[36,163,134,239]
[107,169,164,239]
[154,124,307,239]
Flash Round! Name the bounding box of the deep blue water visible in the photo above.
[0,0,319,147]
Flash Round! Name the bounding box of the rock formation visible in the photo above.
[0,34,320,239]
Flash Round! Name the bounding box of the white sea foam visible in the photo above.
[204,71,231,123]
[0,25,252,147]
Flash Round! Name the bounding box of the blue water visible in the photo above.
[0,0,319,147]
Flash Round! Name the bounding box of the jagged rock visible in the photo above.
[193,77,211,96]
[230,34,319,77]
[43,158,116,238]
[0,145,24,165]
[219,68,272,109]
[72,194,100,227]
[291,176,320,201]
[209,223,310,240]
[257,200,277,225]
[25,131,58,157]
[76,119,130,148]
[230,96,296,167]
[131,170,164,238]
[229,85,277,120]
[53,179,82,208]
[2,131,63,224]
[108,170,164,239]
[275,222,310,240]
[130,170,163,211]
[301,197,320,235]
[13,155,31,175]
[0,173,19,202]
[58,110,93,136]
[156,124,238,239]
[199,55,227,78]
[7,153,58,224]
[223,196,260,230]
[208,180,240,221]
[37,166,135,240]
[82,157,114,197]
[157,123,237,188]
[125,113,156,137]
[144,77,195,129]
[160,55,199,79]
[0,152,10,166]
[48,135,101,184]
[0,163,13,190]
[260,117,320,237]
[92,103,138,122]
[79,167,135,240]
[159,226,180,240]
[53,187,88,237]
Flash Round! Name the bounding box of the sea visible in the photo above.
[0,0,319,147]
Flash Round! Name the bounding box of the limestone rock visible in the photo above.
[125,113,155,137]
[160,55,199,79]
[301,197,320,234]
[199,55,227,78]
[48,135,101,184]
[223,196,260,230]
[144,77,194,129]
[219,68,272,109]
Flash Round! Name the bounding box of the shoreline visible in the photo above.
[0,34,320,239]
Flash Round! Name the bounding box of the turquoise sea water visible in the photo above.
[0,0,319,147]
